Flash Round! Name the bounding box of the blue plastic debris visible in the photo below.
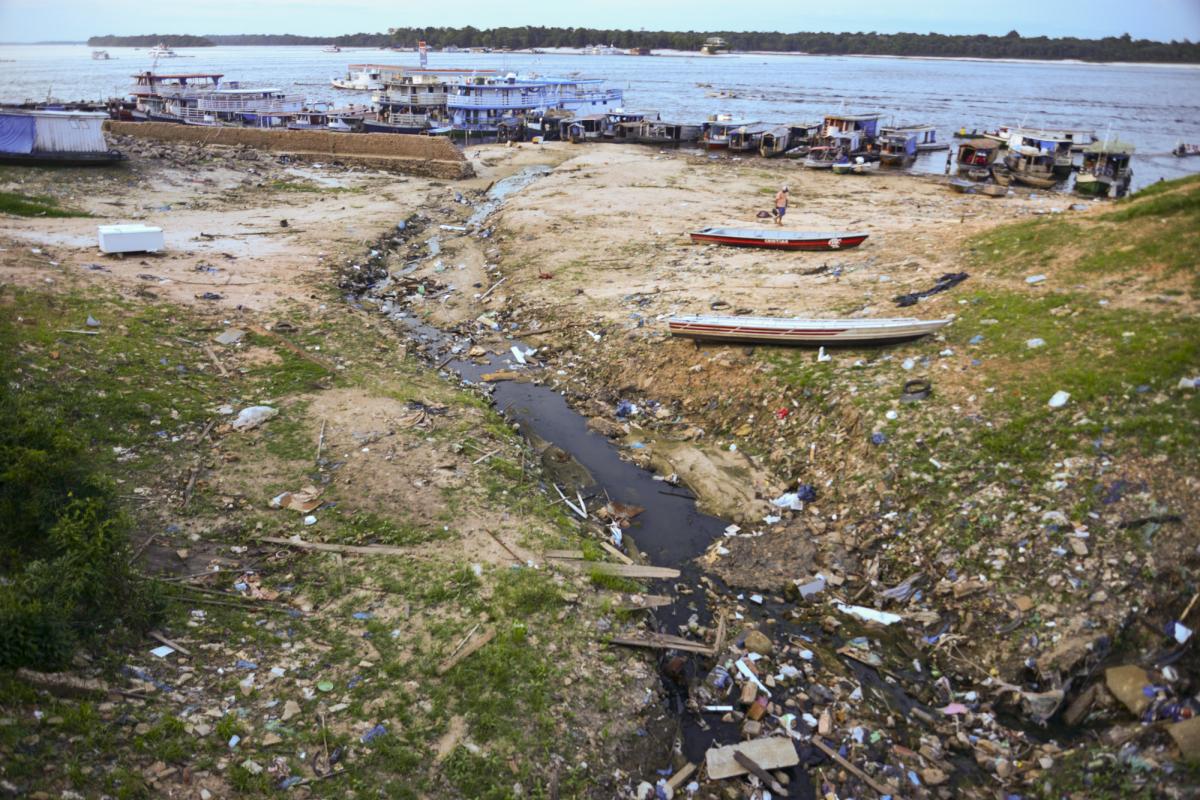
[871,432,887,446]
[615,399,635,418]
[969,334,984,345]
[279,776,303,789]
[235,659,257,670]
[361,723,387,743]
[795,484,817,503]
[352,611,373,620]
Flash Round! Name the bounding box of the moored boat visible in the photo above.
[956,138,1002,172]
[883,123,945,152]
[1005,146,1060,189]
[148,43,179,58]
[759,122,821,158]
[1173,142,1200,157]
[803,146,838,169]
[1075,139,1134,198]
[878,130,917,167]
[667,315,951,345]
[701,115,757,150]
[690,228,869,250]
[332,66,384,91]
[0,108,124,166]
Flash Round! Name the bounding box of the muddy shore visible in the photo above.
[2,135,1198,798]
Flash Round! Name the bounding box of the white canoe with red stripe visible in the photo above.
[690,228,869,250]
[667,315,952,344]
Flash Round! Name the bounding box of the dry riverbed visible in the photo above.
[2,136,1198,798]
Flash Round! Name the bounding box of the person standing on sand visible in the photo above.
[774,186,789,225]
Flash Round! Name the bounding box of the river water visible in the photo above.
[2,44,1199,188]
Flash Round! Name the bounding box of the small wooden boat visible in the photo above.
[667,315,952,345]
[949,178,976,193]
[966,167,991,181]
[1076,139,1134,198]
[1173,142,1200,157]
[991,164,1012,186]
[690,228,869,250]
[977,183,1008,197]
[803,146,838,169]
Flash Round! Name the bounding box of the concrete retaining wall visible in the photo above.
[104,121,472,179]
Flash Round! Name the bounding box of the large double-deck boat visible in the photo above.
[366,67,496,134]
[130,72,304,127]
[447,73,622,136]
[1003,128,1076,176]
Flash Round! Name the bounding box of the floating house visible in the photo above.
[367,67,497,134]
[1076,139,1134,198]
[0,108,123,165]
[129,72,304,127]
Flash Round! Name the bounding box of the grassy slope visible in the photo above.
[0,283,634,799]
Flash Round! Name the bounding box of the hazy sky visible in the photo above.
[3,0,1199,42]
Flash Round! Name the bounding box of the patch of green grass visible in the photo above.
[266,179,361,195]
[0,190,90,217]
[325,509,451,547]
[134,715,189,763]
[491,567,562,616]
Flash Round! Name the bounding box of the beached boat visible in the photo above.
[701,116,758,150]
[977,183,1008,197]
[1076,139,1134,198]
[833,155,878,175]
[1005,146,1060,188]
[803,146,839,169]
[690,228,868,250]
[667,315,951,345]
[991,164,1012,186]
[0,108,124,166]
[879,130,918,167]
[884,123,945,152]
[955,138,1002,172]
[562,113,606,143]
[728,123,772,153]
[759,123,821,158]
[1004,129,1076,176]
[632,119,702,146]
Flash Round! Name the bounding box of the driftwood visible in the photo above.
[706,738,800,780]
[16,669,109,698]
[733,751,789,796]
[547,559,680,579]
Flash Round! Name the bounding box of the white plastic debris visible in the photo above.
[1026,274,1047,285]
[1048,390,1071,408]
[150,645,175,658]
[230,405,278,431]
[902,357,915,371]
[1179,377,1197,390]
[1026,338,1046,349]
[816,346,831,363]
[835,602,902,626]
[1174,622,1193,644]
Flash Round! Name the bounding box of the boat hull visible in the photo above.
[0,150,126,167]
[1012,172,1058,189]
[667,315,951,345]
[690,229,868,250]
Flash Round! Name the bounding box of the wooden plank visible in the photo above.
[601,542,634,565]
[149,630,191,657]
[733,751,789,796]
[609,633,714,656]
[544,549,585,560]
[615,593,673,611]
[551,559,680,579]
[666,763,696,791]
[812,737,892,797]
[706,738,800,780]
[437,627,496,675]
[260,536,409,557]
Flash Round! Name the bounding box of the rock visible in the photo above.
[921,767,948,785]
[1063,684,1099,727]
[586,417,625,438]
[1013,595,1035,613]
[262,732,282,746]
[281,700,301,721]
[1168,716,1200,761]
[1105,665,1152,716]
[215,328,246,346]
[743,630,773,656]
[240,759,263,775]
[1069,538,1089,556]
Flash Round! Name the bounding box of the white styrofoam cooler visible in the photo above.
[97,224,164,254]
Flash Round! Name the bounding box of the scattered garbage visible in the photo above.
[1048,389,1071,408]
[835,602,902,625]
[1026,337,1046,348]
[1025,274,1047,285]
[893,271,969,307]
[772,484,817,510]
[231,405,278,431]
[215,327,246,345]
[901,378,931,402]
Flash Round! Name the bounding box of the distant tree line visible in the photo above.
[87,28,1200,63]
[88,34,215,47]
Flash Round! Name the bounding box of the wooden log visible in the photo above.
[148,630,191,657]
[601,542,634,565]
[615,593,673,611]
[666,763,696,791]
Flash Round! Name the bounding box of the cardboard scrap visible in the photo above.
[705,737,799,780]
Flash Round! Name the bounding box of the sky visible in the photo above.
[2,0,1199,43]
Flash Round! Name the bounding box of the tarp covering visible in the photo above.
[0,114,36,154]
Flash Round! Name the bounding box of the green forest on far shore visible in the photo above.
[85,27,1200,63]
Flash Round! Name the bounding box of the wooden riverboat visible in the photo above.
[667,315,952,345]
[689,228,869,250]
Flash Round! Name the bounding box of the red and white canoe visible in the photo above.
[690,227,869,250]
[667,315,951,345]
